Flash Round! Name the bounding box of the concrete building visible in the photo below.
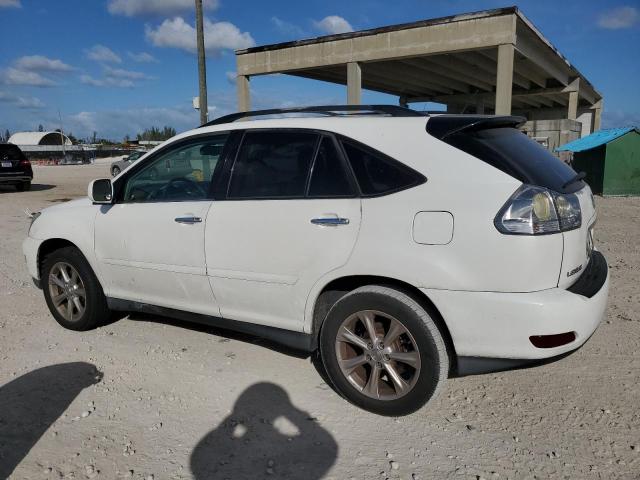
[234,7,602,151]
[9,131,72,146]
[8,131,91,164]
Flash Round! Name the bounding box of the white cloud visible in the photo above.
[0,91,45,109]
[104,66,150,80]
[597,6,639,29]
[271,16,305,36]
[108,0,218,17]
[14,55,73,72]
[145,17,255,53]
[1,67,57,86]
[313,15,354,35]
[127,51,159,63]
[86,45,122,64]
[0,0,21,8]
[67,105,200,139]
[225,71,236,84]
[80,74,134,88]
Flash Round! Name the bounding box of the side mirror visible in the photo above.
[88,179,113,204]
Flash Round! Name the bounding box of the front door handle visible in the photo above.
[311,216,349,226]
[175,216,202,224]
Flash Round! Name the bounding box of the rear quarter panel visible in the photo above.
[303,119,564,330]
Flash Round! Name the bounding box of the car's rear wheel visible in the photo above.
[319,285,448,416]
[111,166,121,177]
[16,181,31,191]
[42,246,111,331]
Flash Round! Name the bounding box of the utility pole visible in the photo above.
[195,0,208,125]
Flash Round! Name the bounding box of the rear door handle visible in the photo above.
[175,216,202,224]
[311,217,349,226]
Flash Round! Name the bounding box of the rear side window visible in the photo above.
[308,137,355,197]
[228,131,318,199]
[442,127,583,193]
[341,140,423,196]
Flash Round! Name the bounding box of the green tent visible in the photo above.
[557,127,640,196]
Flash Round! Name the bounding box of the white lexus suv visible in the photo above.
[23,106,609,416]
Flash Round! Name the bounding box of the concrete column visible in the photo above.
[347,62,362,105]
[568,91,579,121]
[237,75,250,112]
[495,44,514,115]
[593,100,603,131]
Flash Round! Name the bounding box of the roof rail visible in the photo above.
[202,104,426,127]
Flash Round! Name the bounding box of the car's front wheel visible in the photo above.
[320,285,448,416]
[42,246,111,331]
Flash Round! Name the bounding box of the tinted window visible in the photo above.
[228,131,318,199]
[342,141,422,196]
[122,135,227,202]
[442,127,583,194]
[308,137,354,197]
[0,144,26,161]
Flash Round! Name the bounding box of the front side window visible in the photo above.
[228,131,318,199]
[122,134,227,202]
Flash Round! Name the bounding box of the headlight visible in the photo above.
[495,185,581,235]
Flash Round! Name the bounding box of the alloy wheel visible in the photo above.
[334,310,421,400]
[48,262,86,322]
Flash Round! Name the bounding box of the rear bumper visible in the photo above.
[0,175,32,184]
[423,251,609,361]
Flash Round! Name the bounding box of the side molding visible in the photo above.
[106,298,316,353]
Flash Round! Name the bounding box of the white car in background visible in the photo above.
[23,105,609,416]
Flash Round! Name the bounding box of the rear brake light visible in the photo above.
[494,185,581,235]
[19,158,31,166]
[529,332,576,348]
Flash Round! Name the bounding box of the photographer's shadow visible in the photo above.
[190,382,338,479]
[0,362,102,478]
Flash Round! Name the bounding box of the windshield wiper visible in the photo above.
[562,171,586,189]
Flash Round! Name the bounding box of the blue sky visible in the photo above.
[0,0,638,140]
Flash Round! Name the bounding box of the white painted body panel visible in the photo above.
[205,198,361,331]
[424,262,609,359]
[94,201,217,315]
[23,116,608,362]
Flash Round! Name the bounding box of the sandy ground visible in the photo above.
[0,165,638,480]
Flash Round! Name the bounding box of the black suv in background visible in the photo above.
[0,144,33,191]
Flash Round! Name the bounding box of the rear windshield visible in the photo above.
[0,144,26,161]
[442,127,584,193]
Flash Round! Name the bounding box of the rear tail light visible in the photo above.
[494,185,581,235]
[19,158,31,167]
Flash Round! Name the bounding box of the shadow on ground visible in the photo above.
[190,382,338,479]
[0,362,102,478]
[0,184,56,193]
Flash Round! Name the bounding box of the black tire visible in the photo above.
[111,166,121,177]
[16,181,31,191]
[42,246,111,331]
[319,285,448,416]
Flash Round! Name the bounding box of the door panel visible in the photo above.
[94,134,229,315]
[205,198,361,330]
[95,202,217,315]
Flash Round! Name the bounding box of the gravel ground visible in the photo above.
[1,165,638,480]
